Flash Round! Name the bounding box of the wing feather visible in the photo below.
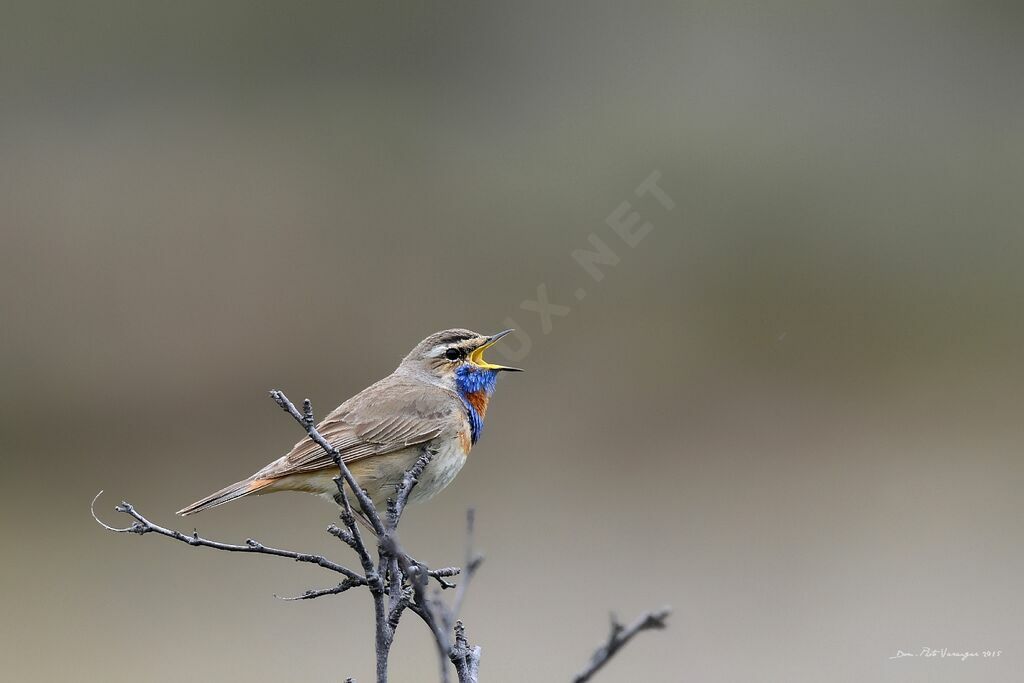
[254,375,455,480]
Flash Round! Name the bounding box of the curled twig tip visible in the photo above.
[91,491,135,533]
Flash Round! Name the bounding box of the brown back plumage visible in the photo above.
[177,372,462,516]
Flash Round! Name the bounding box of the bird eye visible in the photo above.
[444,348,462,361]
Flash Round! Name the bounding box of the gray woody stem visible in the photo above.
[400,509,483,683]
[269,390,386,537]
[571,607,672,683]
[90,492,365,584]
[270,390,403,683]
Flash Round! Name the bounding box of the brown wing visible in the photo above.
[254,375,457,480]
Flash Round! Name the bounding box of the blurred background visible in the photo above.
[2,1,1022,681]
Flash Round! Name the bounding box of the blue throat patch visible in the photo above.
[455,365,499,444]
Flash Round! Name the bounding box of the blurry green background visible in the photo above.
[2,2,1022,681]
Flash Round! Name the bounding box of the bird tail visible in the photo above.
[176,477,274,516]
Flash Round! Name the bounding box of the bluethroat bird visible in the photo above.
[177,329,522,517]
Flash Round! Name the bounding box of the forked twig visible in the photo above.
[572,606,672,683]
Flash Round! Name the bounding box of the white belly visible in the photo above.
[294,436,468,510]
[409,437,469,503]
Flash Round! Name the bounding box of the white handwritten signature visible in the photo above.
[889,647,1002,661]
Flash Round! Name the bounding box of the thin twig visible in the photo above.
[404,563,453,683]
[329,494,378,582]
[270,390,386,537]
[271,391,395,683]
[275,579,363,601]
[91,491,365,583]
[450,621,481,683]
[387,450,434,533]
[400,509,484,683]
[447,509,483,629]
[444,510,484,683]
[571,606,672,683]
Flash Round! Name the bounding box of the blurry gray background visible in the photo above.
[2,1,1022,681]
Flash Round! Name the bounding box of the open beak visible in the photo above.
[469,329,524,372]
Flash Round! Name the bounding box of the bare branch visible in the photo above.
[329,506,376,582]
[443,511,484,683]
[270,389,386,537]
[399,552,453,683]
[571,606,672,683]
[275,579,363,601]
[450,621,481,683]
[91,491,365,583]
[387,590,412,631]
[399,509,484,683]
[426,566,461,588]
[270,391,393,683]
[387,450,434,533]
[447,508,483,628]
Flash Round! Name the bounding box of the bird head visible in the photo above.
[400,328,524,386]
